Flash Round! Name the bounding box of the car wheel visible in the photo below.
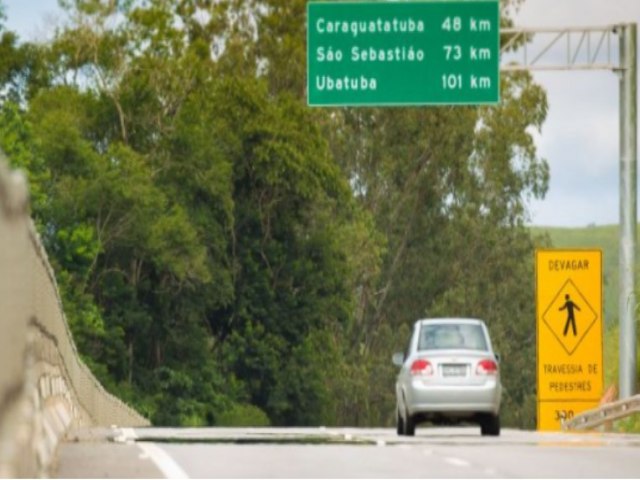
[396,409,405,436]
[480,413,500,436]
[404,408,416,436]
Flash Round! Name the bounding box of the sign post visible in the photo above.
[307,1,499,106]
[535,249,603,431]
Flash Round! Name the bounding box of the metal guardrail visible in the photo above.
[562,394,640,431]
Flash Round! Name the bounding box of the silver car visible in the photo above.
[393,318,502,436]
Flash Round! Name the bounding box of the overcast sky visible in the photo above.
[513,0,640,227]
[2,0,639,227]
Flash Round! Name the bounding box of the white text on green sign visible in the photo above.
[307,1,500,106]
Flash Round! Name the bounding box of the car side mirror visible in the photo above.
[392,352,405,367]
[495,353,501,363]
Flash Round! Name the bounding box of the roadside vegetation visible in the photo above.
[1,0,552,428]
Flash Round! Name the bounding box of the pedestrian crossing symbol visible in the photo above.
[542,279,598,356]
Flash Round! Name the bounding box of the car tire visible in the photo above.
[480,414,500,436]
[396,409,405,436]
[404,408,416,436]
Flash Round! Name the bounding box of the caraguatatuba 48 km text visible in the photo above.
[307,1,500,107]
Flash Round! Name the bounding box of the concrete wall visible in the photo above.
[0,153,149,478]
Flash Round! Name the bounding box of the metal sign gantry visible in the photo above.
[501,25,637,399]
[501,26,618,71]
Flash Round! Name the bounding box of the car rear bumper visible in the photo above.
[406,379,501,415]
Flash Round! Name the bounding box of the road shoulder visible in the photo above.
[53,427,165,479]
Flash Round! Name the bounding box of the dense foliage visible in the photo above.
[1,0,547,428]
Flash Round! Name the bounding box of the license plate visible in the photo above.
[442,365,467,377]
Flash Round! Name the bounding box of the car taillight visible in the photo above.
[476,359,498,375]
[410,359,434,376]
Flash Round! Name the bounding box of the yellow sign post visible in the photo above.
[535,249,603,431]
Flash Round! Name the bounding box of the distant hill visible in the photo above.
[529,224,637,328]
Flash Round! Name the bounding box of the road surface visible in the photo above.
[54,426,640,478]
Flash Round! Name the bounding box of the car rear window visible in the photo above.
[418,323,488,351]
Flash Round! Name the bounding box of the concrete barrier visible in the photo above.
[0,152,149,478]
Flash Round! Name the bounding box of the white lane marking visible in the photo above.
[423,449,433,456]
[376,439,386,446]
[137,442,189,479]
[444,457,471,468]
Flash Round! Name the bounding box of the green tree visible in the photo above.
[3,0,369,426]
[1,0,551,430]
[208,78,357,424]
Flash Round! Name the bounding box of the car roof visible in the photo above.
[415,318,485,326]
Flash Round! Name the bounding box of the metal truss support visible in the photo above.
[500,25,637,397]
[501,26,618,71]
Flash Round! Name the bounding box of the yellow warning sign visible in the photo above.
[535,249,603,431]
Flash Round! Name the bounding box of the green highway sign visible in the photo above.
[307,1,500,106]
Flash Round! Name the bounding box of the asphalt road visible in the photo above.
[54,426,640,478]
